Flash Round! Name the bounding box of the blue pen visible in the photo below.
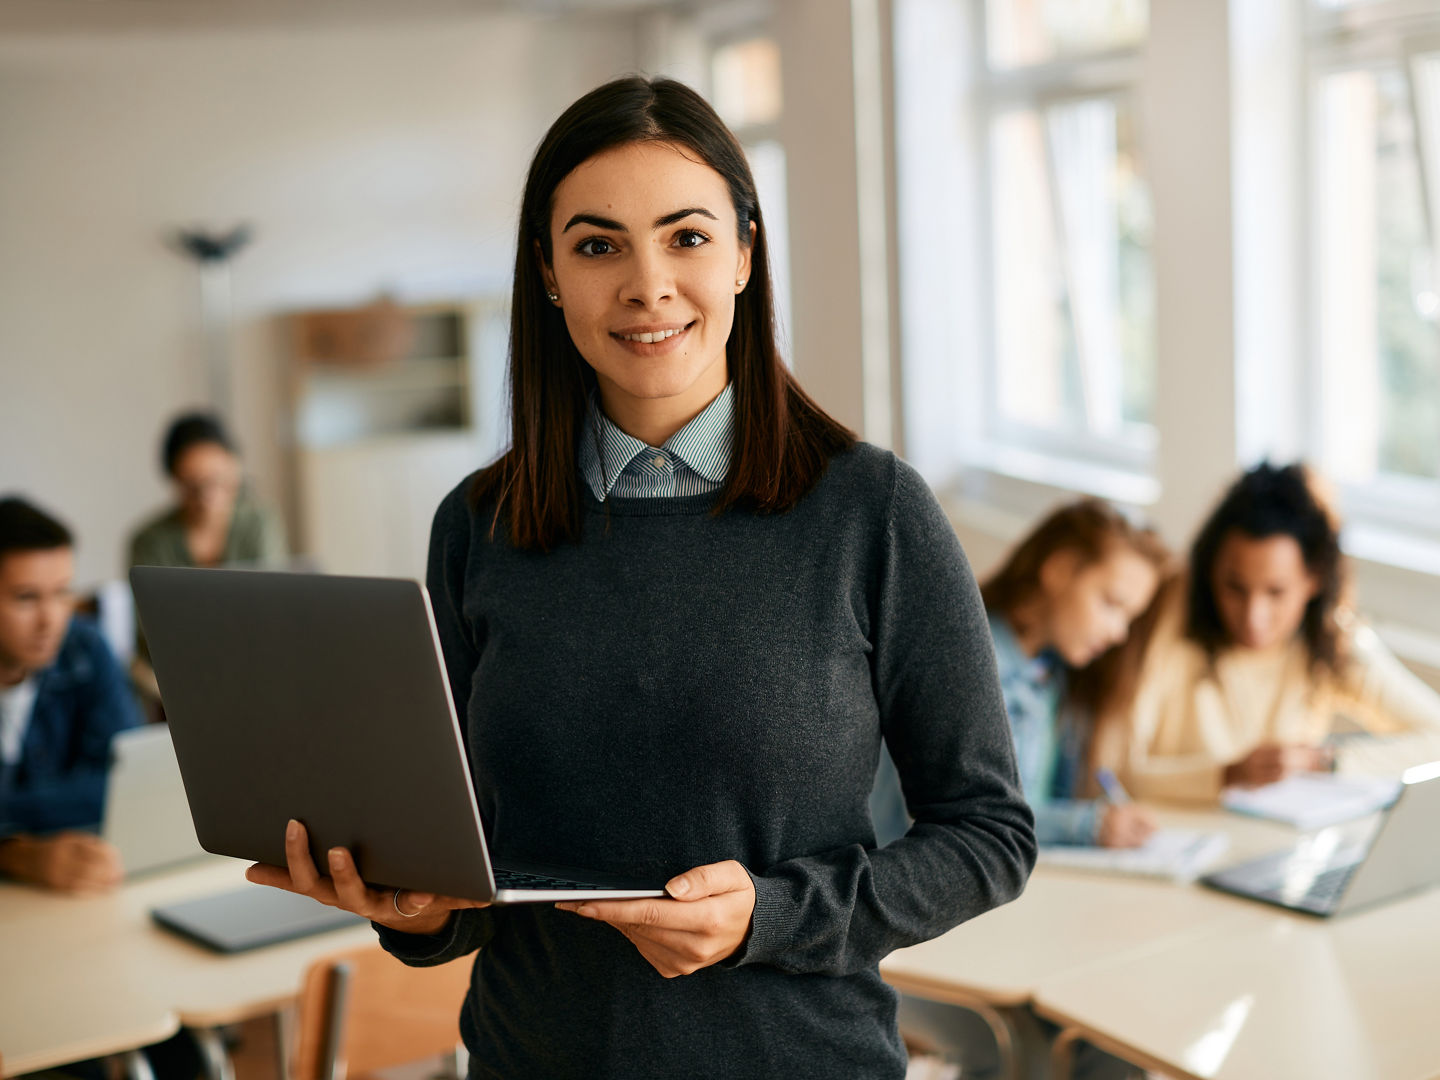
[1095,767,1131,805]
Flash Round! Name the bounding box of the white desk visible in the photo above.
[1033,885,1440,1080]
[880,807,1293,1008]
[0,857,376,1075]
[881,807,1440,1080]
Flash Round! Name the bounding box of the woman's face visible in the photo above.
[1040,546,1159,668]
[543,140,752,434]
[1210,530,1319,651]
[171,442,241,524]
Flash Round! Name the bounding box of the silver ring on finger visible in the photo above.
[393,888,421,918]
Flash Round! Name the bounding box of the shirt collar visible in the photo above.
[579,383,735,500]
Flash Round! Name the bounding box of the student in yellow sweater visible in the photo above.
[1116,462,1440,802]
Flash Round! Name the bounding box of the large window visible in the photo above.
[895,0,1156,490]
[710,34,793,354]
[1309,0,1440,541]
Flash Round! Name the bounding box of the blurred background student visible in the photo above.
[873,498,1168,851]
[1118,462,1440,802]
[127,411,286,573]
[127,411,286,702]
[0,496,137,893]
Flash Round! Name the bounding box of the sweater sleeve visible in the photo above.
[1115,587,1229,804]
[1033,800,1103,846]
[729,460,1036,975]
[1334,624,1440,776]
[377,481,502,967]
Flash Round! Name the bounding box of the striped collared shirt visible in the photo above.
[579,383,734,500]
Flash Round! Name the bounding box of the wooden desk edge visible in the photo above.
[880,968,1031,1010]
[4,1013,181,1077]
[1033,1001,1207,1080]
[174,991,299,1030]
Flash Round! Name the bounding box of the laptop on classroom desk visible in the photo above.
[128,565,667,905]
[103,724,208,877]
[103,722,364,950]
[1201,760,1440,917]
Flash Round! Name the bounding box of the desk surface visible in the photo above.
[1,856,376,1073]
[881,805,1440,1080]
[1033,885,1440,1080]
[879,807,1295,1006]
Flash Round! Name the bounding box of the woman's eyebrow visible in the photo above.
[563,212,625,233]
[653,206,717,228]
[561,207,719,233]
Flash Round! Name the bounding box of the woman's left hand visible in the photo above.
[555,859,756,978]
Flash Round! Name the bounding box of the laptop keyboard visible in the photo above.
[493,868,630,892]
[1227,855,1360,912]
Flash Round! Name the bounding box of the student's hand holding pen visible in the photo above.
[1095,768,1156,849]
[245,818,490,935]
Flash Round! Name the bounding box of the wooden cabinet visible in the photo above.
[287,298,508,577]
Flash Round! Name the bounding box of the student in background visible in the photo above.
[1119,462,1440,801]
[128,411,285,572]
[873,498,1169,850]
[127,411,286,700]
[0,497,139,892]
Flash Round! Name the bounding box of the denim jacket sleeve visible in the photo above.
[1032,798,1103,846]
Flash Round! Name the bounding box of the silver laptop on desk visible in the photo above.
[102,724,207,876]
[129,565,667,904]
[1202,761,1440,917]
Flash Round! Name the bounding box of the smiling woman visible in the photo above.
[242,76,1037,1080]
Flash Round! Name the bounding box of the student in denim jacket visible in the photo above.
[0,496,140,892]
[875,499,1168,849]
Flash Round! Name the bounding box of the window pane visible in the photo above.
[990,96,1155,441]
[712,38,782,129]
[985,0,1147,69]
[1316,67,1440,485]
[745,139,792,356]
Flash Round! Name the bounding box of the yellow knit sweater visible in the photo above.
[1111,583,1440,803]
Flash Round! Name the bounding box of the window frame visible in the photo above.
[1303,3,1440,548]
[938,2,1158,501]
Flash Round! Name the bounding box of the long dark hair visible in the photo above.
[470,76,854,550]
[1187,462,1345,674]
[981,498,1171,726]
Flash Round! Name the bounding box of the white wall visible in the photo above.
[0,13,641,587]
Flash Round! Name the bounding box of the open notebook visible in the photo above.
[1221,773,1402,831]
[1037,828,1231,883]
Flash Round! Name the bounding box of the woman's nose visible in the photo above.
[622,247,674,307]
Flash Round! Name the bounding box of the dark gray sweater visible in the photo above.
[377,443,1035,1079]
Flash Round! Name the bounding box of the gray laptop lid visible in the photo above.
[129,566,497,901]
[1335,760,1440,915]
[102,724,207,876]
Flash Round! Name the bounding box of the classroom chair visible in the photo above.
[291,943,472,1080]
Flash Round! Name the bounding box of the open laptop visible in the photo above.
[1201,761,1440,917]
[103,724,207,876]
[129,565,667,904]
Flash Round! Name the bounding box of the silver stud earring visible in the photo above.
[546,290,559,302]
[736,279,746,288]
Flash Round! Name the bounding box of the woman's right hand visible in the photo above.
[244,818,489,935]
[1097,804,1156,848]
[1222,743,1332,788]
